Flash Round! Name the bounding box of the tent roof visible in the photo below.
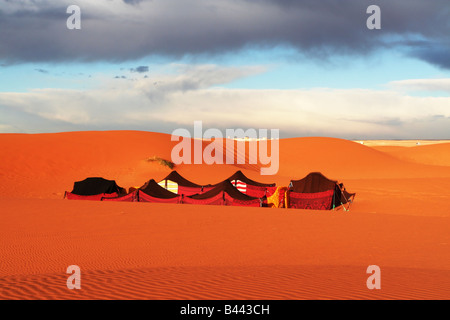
[220,170,275,187]
[71,177,122,196]
[289,172,338,193]
[188,180,260,201]
[140,179,180,199]
[160,170,204,188]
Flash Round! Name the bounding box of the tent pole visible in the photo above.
[338,184,351,212]
[332,190,336,211]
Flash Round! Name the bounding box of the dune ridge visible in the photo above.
[1,131,450,199]
[371,143,450,167]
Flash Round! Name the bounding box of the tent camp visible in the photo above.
[158,170,214,196]
[103,179,181,203]
[182,180,264,207]
[65,177,126,201]
[65,172,354,209]
[222,170,277,198]
[287,172,355,210]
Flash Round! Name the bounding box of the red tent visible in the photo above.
[287,172,355,210]
[101,190,138,202]
[182,180,263,207]
[222,170,277,198]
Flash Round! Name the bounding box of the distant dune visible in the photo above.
[371,143,450,167]
[0,131,449,299]
[358,140,450,147]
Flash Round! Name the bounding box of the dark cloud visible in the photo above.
[0,0,448,68]
[130,66,149,73]
[35,68,49,74]
[123,0,144,4]
[411,44,450,70]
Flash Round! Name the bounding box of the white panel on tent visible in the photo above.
[158,180,178,194]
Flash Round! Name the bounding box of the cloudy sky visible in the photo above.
[0,0,449,139]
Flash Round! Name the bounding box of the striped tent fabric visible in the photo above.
[224,171,276,198]
[287,189,335,210]
[230,179,247,194]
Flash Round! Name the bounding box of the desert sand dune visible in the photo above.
[2,265,449,300]
[0,131,449,300]
[371,143,450,167]
[1,199,449,300]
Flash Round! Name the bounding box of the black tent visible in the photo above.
[71,177,125,196]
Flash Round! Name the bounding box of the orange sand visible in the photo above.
[0,131,449,299]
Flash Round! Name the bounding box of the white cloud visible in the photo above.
[388,78,450,93]
[0,65,449,138]
[0,124,17,132]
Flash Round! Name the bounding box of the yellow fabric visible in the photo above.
[284,190,290,209]
[267,186,288,208]
[158,180,178,194]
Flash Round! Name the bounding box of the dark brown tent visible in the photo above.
[139,179,181,200]
[288,172,355,210]
[161,171,203,188]
[183,180,263,207]
[159,170,213,196]
[103,179,181,203]
[225,170,275,187]
[215,170,277,198]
